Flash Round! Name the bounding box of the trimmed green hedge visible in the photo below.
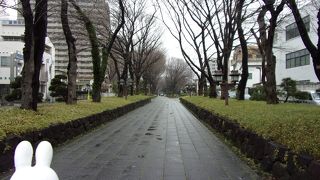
[182,96,320,159]
[0,95,150,140]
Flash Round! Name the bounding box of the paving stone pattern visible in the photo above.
[3,97,259,180]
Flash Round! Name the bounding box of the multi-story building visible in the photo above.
[208,58,218,74]
[44,0,110,88]
[274,2,319,89]
[231,45,262,87]
[0,18,55,102]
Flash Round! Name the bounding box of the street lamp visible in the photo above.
[213,70,240,106]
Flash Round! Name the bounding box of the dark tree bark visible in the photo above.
[32,0,47,110]
[198,73,205,96]
[20,0,34,110]
[20,0,47,111]
[236,0,248,100]
[287,0,320,81]
[61,0,77,104]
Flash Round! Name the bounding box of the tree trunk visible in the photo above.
[284,95,289,103]
[92,83,101,101]
[143,81,148,95]
[118,83,124,97]
[208,82,217,98]
[20,0,34,110]
[32,0,47,110]
[265,54,278,104]
[61,0,77,104]
[135,77,141,95]
[203,80,208,97]
[20,0,47,111]
[198,74,205,96]
[236,0,248,100]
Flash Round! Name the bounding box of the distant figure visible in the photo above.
[10,141,59,180]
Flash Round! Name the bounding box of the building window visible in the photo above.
[0,56,11,67]
[286,49,310,69]
[2,36,24,41]
[248,73,253,79]
[286,15,310,40]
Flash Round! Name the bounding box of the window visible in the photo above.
[286,16,310,40]
[0,56,11,67]
[248,73,253,79]
[286,49,310,69]
[2,36,23,41]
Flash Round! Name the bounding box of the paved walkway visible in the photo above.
[3,97,258,180]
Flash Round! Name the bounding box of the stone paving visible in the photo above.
[2,97,258,180]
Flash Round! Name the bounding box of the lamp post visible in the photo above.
[213,70,240,106]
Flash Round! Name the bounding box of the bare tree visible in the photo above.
[235,0,258,100]
[133,15,162,94]
[111,0,162,96]
[252,0,286,104]
[164,58,193,96]
[286,0,320,81]
[70,0,125,102]
[20,0,47,111]
[61,0,77,104]
[141,50,166,95]
[111,0,145,96]
[157,0,217,97]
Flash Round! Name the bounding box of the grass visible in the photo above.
[182,96,320,159]
[0,95,150,140]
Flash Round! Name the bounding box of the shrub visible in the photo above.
[294,91,310,100]
[5,76,22,102]
[249,85,266,101]
[5,89,21,102]
[49,75,67,102]
[280,78,297,102]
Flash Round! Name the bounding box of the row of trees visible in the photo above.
[0,0,166,111]
[156,0,320,104]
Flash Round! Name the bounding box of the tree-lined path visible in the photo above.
[3,97,258,179]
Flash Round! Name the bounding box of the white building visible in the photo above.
[0,18,55,101]
[274,2,319,86]
[208,58,218,74]
[231,45,262,87]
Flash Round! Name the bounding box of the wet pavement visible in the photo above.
[2,97,258,180]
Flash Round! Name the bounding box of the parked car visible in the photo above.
[219,90,251,100]
[299,90,320,105]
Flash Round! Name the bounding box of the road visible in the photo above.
[3,97,258,180]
